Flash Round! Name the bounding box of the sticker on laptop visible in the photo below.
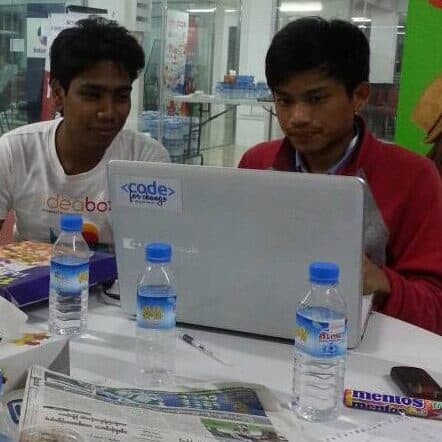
[115,176,182,212]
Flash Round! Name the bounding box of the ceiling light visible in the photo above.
[279,2,323,13]
[225,9,237,13]
[351,17,372,23]
[186,8,216,13]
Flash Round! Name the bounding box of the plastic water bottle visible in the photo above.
[163,118,184,163]
[49,214,90,336]
[190,117,200,155]
[181,116,191,156]
[292,262,347,421]
[142,111,160,140]
[136,243,177,386]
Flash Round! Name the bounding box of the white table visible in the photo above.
[24,294,442,441]
[167,94,272,107]
[164,94,274,163]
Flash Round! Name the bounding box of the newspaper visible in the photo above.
[18,365,294,442]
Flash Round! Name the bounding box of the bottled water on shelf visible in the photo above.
[136,243,177,386]
[189,117,200,155]
[144,111,161,141]
[163,118,184,162]
[292,262,347,421]
[49,214,90,336]
[214,76,268,99]
[181,116,192,156]
[256,81,270,98]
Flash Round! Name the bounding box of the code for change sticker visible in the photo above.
[115,176,182,212]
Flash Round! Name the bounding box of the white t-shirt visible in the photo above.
[0,119,170,251]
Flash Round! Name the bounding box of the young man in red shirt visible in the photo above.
[239,17,442,334]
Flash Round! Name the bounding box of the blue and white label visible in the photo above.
[116,176,182,212]
[50,259,89,296]
[295,307,347,358]
[137,293,177,329]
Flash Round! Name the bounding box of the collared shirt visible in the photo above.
[294,126,360,174]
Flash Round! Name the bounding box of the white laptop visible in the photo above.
[108,160,369,348]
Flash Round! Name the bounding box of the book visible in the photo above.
[0,241,117,307]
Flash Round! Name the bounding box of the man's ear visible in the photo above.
[352,81,370,114]
[51,79,66,113]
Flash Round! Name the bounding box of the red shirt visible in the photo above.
[239,119,442,334]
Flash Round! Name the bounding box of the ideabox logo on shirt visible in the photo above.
[43,194,111,213]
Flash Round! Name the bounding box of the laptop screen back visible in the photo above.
[107,161,365,348]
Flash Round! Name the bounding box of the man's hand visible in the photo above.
[362,254,391,297]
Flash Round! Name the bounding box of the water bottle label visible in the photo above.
[50,260,89,296]
[137,294,177,329]
[295,311,347,358]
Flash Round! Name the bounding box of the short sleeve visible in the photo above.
[0,136,14,220]
[137,136,170,163]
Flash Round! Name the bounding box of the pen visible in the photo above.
[181,333,232,366]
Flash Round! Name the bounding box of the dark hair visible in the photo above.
[50,16,145,91]
[265,17,370,94]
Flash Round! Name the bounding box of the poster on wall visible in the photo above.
[26,18,48,58]
[184,15,199,95]
[165,10,189,95]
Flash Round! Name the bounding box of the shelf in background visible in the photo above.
[167,94,273,107]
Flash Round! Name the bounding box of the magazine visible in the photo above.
[0,241,117,306]
[18,366,294,442]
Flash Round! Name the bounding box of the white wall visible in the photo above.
[369,10,399,84]
[278,0,351,34]
[208,6,238,147]
[235,0,275,148]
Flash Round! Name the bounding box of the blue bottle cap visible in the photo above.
[309,262,339,284]
[145,243,172,263]
[60,214,83,232]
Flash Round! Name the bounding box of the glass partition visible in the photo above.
[141,0,242,165]
[0,0,412,162]
[0,0,84,134]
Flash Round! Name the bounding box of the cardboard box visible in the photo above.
[0,326,69,394]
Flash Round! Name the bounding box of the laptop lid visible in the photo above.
[108,161,365,348]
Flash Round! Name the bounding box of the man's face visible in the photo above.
[273,68,369,157]
[52,60,132,153]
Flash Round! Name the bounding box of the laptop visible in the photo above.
[108,160,368,348]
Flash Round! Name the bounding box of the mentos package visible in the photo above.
[344,389,442,420]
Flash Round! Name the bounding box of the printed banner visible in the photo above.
[165,10,189,95]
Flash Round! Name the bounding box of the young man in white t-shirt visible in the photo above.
[0,17,169,251]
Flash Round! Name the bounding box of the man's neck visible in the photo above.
[302,129,356,174]
[55,121,106,175]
